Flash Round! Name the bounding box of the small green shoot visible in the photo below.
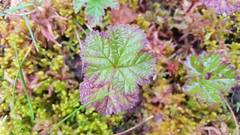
[73,0,119,26]
[23,15,39,52]
[12,43,34,122]
[53,88,111,130]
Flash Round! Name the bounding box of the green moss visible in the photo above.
[0,5,122,133]
[0,43,121,134]
[144,91,234,134]
[229,42,240,68]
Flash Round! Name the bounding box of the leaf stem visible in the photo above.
[114,115,154,135]
[85,23,93,31]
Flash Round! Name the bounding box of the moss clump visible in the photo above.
[142,57,235,134]
[1,0,240,134]
[229,43,240,69]
[0,2,123,133]
[143,79,234,135]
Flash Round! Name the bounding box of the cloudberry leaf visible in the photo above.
[73,0,87,13]
[184,54,237,103]
[80,79,139,115]
[73,0,119,26]
[80,24,155,115]
[82,24,154,93]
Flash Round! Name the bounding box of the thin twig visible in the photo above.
[202,127,222,135]
[222,97,239,135]
[85,23,93,31]
[114,115,154,135]
[74,27,82,48]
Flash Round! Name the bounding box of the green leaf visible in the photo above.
[184,54,237,103]
[82,25,154,93]
[4,2,34,14]
[73,0,87,13]
[0,0,43,17]
[185,55,202,76]
[73,0,119,26]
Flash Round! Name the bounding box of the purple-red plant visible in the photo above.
[30,0,66,43]
[200,0,240,14]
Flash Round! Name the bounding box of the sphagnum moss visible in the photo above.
[0,2,123,134]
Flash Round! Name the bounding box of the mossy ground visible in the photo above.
[0,0,240,135]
